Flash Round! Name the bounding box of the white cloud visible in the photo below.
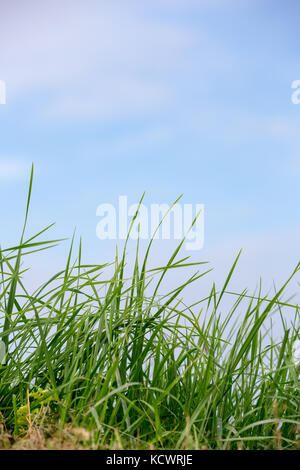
[0,159,29,182]
[0,1,235,120]
[85,125,172,158]
[189,110,300,143]
[45,77,170,121]
[0,2,188,116]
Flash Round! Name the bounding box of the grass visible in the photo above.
[0,166,299,450]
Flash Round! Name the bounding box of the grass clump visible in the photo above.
[0,166,299,450]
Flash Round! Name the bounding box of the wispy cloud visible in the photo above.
[189,110,300,143]
[0,159,30,183]
[0,1,234,121]
[0,2,186,116]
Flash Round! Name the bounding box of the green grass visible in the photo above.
[0,166,299,450]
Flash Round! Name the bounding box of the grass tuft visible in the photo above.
[0,170,299,450]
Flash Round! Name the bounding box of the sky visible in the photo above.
[0,0,300,312]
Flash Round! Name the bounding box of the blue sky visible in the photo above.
[0,0,300,303]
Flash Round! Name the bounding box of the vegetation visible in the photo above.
[0,167,299,450]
